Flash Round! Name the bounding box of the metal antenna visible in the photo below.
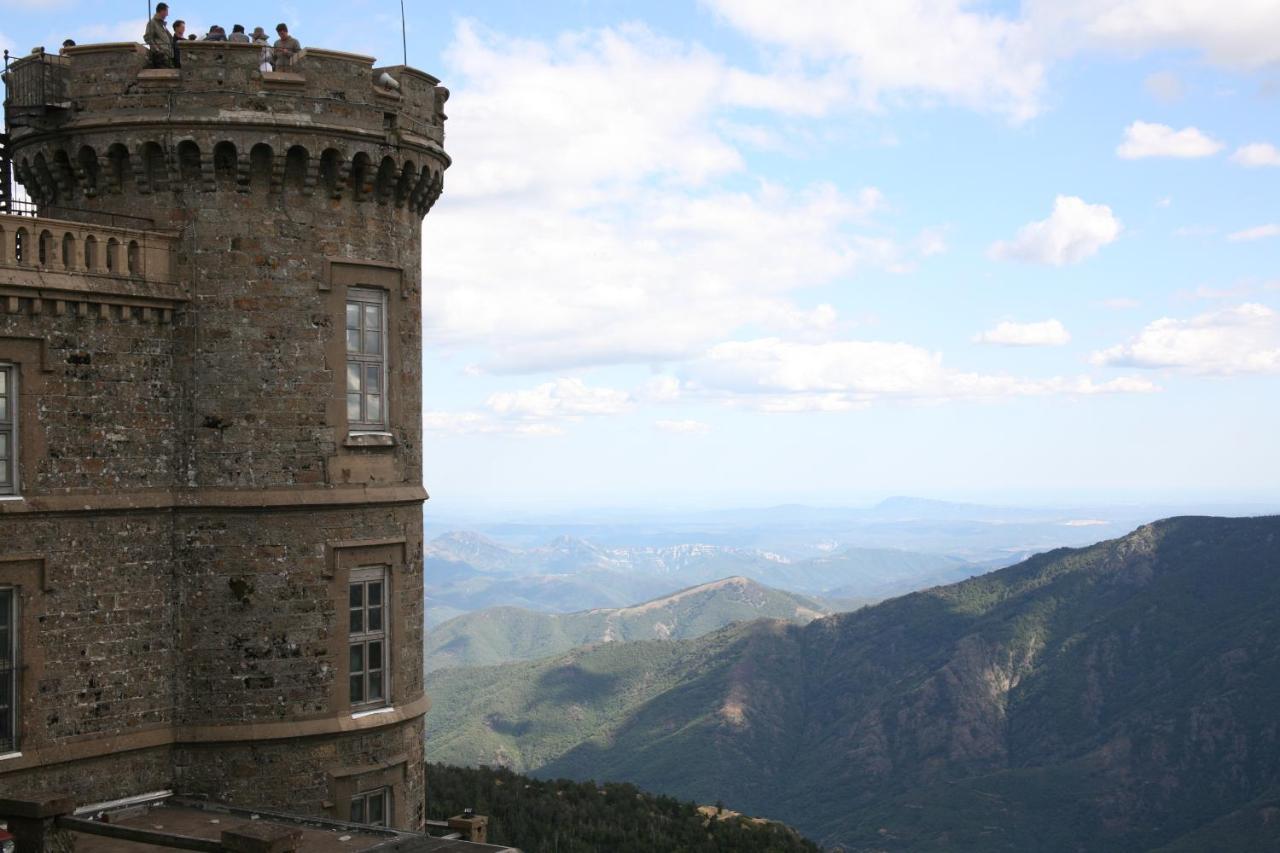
[400,0,408,66]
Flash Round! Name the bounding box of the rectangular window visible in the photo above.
[0,588,16,753]
[350,787,390,826]
[0,365,15,495]
[348,567,387,709]
[345,289,387,431]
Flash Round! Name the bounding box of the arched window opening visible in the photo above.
[84,235,98,271]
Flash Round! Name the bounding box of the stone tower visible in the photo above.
[0,39,447,827]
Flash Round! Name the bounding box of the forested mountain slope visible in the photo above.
[429,516,1280,851]
[426,576,830,671]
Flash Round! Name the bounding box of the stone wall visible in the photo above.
[0,39,446,825]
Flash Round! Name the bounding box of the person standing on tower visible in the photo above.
[172,20,187,68]
[273,23,301,70]
[144,3,174,68]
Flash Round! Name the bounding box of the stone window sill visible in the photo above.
[0,495,24,502]
[0,751,22,761]
[344,432,395,448]
[351,705,394,720]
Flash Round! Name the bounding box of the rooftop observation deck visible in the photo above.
[2,41,448,158]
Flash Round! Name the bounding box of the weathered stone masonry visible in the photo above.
[0,39,448,827]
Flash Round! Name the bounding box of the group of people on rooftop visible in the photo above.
[142,3,301,71]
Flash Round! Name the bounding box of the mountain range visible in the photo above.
[427,515,1280,851]
[425,576,833,671]
[424,530,975,620]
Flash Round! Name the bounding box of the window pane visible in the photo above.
[368,670,383,701]
[0,461,8,484]
[0,370,6,393]
[346,393,361,422]
[368,605,382,632]
[350,797,365,824]
[349,643,364,674]
[350,673,364,703]
[346,328,360,352]
[368,792,384,825]
[365,304,381,331]
[365,330,381,356]
[369,641,383,670]
[366,365,381,395]
[368,582,382,606]
[0,399,6,421]
[366,395,382,423]
[346,363,362,394]
[349,584,363,608]
[346,303,360,331]
[349,607,363,634]
[0,433,7,457]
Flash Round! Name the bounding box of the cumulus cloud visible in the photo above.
[1232,143,1280,167]
[683,337,1156,411]
[424,378,634,436]
[1115,121,1224,159]
[1227,224,1280,242]
[704,0,1046,121]
[1031,0,1280,70]
[989,196,1122,266]
[487,378,633,420]
[425,21,927,374]
[974,319,1072,346]
[655,419,712,435]
[1092,303,1280,374]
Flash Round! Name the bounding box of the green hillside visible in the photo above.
[426,576,830,671]
[427,516,1280,851]
[426,763,820,853]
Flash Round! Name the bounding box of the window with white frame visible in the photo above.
[0,365,15,495]
[350,787,390,826]
[348,567,388,709]
[0,587,16,753]
[345,289,387,431]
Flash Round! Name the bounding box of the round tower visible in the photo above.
[3,40,448,825]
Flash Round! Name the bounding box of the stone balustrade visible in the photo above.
[0,213,177,283]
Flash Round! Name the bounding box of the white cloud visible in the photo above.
[1092,303,1280,374]
[424,377,634,436]
[487,378,633,420]
[423,22,933,375]
[989,195,1122,266]
[684,337,1156,411]
[704,0,1046,121]
[1031,0,1280,70]
[1143,71,1184,102]
[974,319,1072,346]
[655,419,712,435]
[1115,121,1224,159]
[1227,224,1280,242]
[1232,143,1280,167]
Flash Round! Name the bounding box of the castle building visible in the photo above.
[0,38,447,827]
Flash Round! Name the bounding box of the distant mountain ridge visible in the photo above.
[425,531,973,616]
[428,516,1280,851]
[426,576,831,671]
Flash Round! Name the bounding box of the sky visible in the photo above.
[3,1,1280,514]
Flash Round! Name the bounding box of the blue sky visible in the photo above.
[4,2,1279,513]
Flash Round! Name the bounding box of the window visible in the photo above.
[346,289,386,431]
[350,787,389,826]
[0,588,16,753]
[349,567,387,708]
[0,365,15,495]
